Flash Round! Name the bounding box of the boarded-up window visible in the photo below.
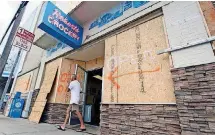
[13,72,32,93]
[103,16,176,103]
[54,59,85,104]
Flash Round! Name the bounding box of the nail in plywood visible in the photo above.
[103,35,118,103]
[117,28,140,103]
[29,59,59,123]
[137,16,175,103]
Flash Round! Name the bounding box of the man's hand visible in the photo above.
[67,81,70,92]
[67,88,70,92]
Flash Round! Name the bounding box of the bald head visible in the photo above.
[71,74,77,81]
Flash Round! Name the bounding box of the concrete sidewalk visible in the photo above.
[0,114,89,135]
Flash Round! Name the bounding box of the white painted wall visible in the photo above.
[55,1,81,13]
[19,45,44,75]
[34,58,45,89]
[163,1,215,68]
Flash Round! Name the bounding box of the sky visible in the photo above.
[0,1,42,77]
[0,1,42,54]
[0,1,20,39]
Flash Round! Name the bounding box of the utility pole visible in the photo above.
[0,1,28,77]
[0,49,21,108]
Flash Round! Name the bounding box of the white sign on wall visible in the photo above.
[12,27,35,51]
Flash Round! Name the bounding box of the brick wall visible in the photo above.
[41,103,68,124]
[171,63,215,135]
[100,104,181,135]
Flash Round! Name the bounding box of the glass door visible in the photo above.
[74,64,88,116]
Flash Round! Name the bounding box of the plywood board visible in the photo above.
[55,59,75,104]
[102,16,176,103]
[103,35,118,103]
[55,58,86,104]
[137,16,175,103]
[13,72,32,93]
[47,58,62,103]
[117,28,141,103]
[29,59,59,123]
[36,93,48,102]
[46,72,59,103]
[86,57,104,71]
[50,57,105,104]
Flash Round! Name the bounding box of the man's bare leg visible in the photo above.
[75,111,85,129]
[61,105,71,129]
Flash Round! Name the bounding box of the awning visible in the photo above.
[33,1,121,50]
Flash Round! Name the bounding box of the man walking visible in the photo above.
[58,74,86,132]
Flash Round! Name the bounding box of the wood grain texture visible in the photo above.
[13,72,32,93]
[117,28,140,103]
[86,57,104,71]
[55,59,85,104]
[102,16,176,103]
[29,59,59,123]
[103,35,118,103]
[137,16,175,103]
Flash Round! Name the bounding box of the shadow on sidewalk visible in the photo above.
[66,124,99,135]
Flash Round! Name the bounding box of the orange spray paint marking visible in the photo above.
[107,67,120,89]
[60,72,68,82]
[57,84,64,92]
[114,67,161,79]
[106,66,161,89]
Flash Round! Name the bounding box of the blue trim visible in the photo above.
[89,1,149,30]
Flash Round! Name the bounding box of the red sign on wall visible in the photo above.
[12,27,35,51]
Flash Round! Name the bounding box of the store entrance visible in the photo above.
[84,68,102,126]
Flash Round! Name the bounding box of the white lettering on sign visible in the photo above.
[12,27,35,51]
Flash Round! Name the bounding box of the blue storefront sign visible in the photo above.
[89,1,149,30]
[46,42,68,57]
[38,2,83,49]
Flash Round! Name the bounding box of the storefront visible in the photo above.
[28,1,215,135]
[31,1,176,131]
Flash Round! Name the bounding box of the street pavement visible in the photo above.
[0,114,90,135]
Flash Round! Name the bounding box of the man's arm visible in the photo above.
[67,81,73,92]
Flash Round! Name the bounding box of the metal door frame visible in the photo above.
[74,64,88,117]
